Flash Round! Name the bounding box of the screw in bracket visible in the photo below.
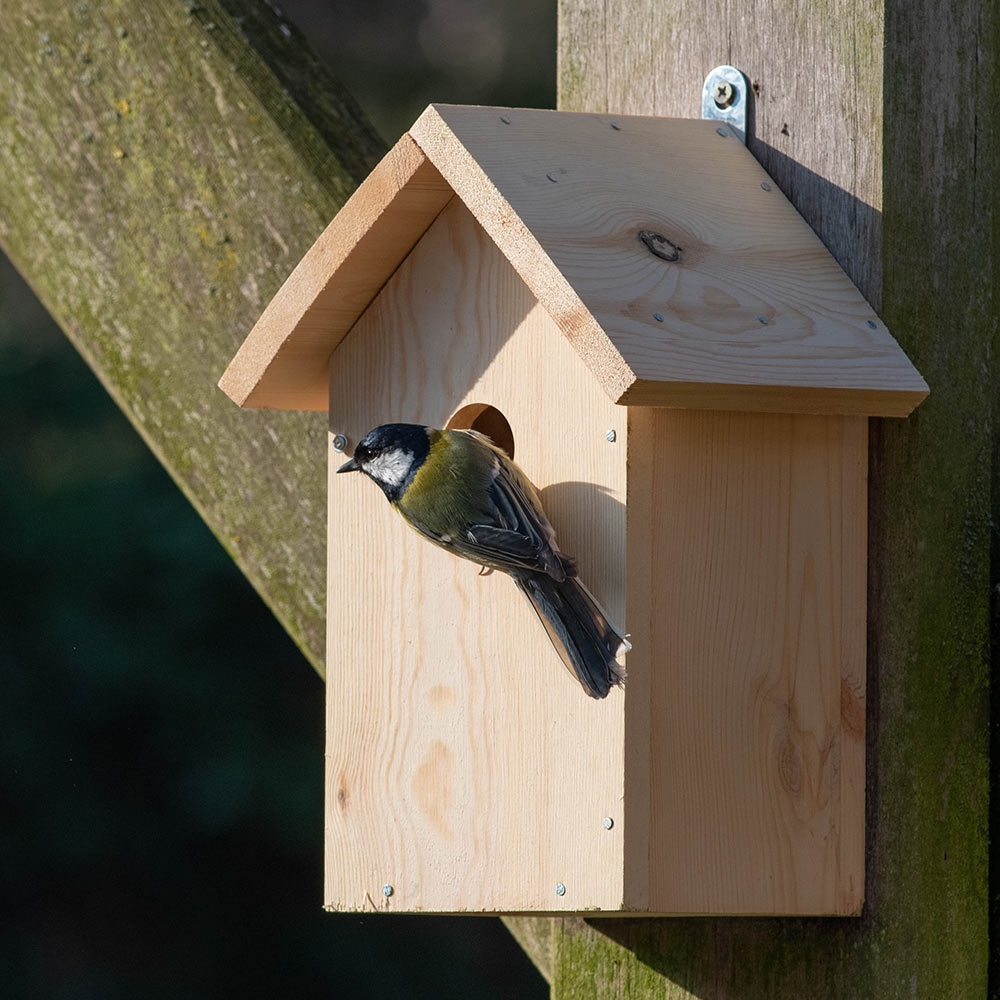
[702,65,748,143]
[713,81,735,109]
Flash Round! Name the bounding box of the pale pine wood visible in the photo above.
[620,410,654,912]
[547,0,992,992]
[324,194,866,916]
[325,197,630,913]
[220,134,453,409]
[411,105,926,415]
[224,102,926,416]
[630,409,867,914]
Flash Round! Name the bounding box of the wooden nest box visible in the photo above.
[220,105,927,916]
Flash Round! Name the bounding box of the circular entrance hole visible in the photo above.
[446,403,515,460]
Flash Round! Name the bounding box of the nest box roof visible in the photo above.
[219,104,927,416]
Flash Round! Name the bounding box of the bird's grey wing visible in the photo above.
[404,449,572,580]
[406,512,561,577]
[467,458,572,579]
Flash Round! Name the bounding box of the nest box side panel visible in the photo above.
[630,409,866,915]
[324,197,629,913]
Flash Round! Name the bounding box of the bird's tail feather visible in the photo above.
[515,573,629,699]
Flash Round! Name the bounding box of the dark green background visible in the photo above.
[1,2,554,996]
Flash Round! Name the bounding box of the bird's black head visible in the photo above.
[336,423,432,502]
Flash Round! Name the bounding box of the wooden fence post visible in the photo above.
[504,0,994,995]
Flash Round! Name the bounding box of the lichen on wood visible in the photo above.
[535,0,994,995]
[0,0,386,675]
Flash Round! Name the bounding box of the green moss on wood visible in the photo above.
[0,0,387,677]
[524,0,995,996]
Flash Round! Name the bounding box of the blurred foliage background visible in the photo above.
[1,1,554,996]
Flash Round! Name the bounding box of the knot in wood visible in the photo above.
[638,229,682,262]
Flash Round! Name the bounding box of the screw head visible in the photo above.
[603,816,614,830]
[555,882,566,897]
[382,884,394,898]
[713,80,735,108]
[867,319,878,329]
[716,126,729,137]
[605,429,616,443]
[760,181,772,192]
[332,433,348,453]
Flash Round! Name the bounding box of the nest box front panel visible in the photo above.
[324,196,629,913]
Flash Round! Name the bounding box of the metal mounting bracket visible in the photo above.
[701,65,749,143]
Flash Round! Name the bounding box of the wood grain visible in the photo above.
[220,134,453,410]
[632,409,867,914]
[0,0,386,676]
[226,101,926,416]
[325,197,630,913]
[324,193,866,915]
[412,105,926,415]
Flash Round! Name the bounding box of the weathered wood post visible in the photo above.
[509,0,994,995]
[0,0,385,676]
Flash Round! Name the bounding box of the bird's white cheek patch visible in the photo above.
[365,449,412,490]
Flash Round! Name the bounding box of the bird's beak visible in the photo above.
[336,457,360,474]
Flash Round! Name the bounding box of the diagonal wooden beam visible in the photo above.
[0,0,385,675]
[0,1,552,980]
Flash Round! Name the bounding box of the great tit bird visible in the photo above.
[337,423,628,699]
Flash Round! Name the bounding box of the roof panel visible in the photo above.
[221,104,927,415]
[412,105,927,414]
[219,135,452,409]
